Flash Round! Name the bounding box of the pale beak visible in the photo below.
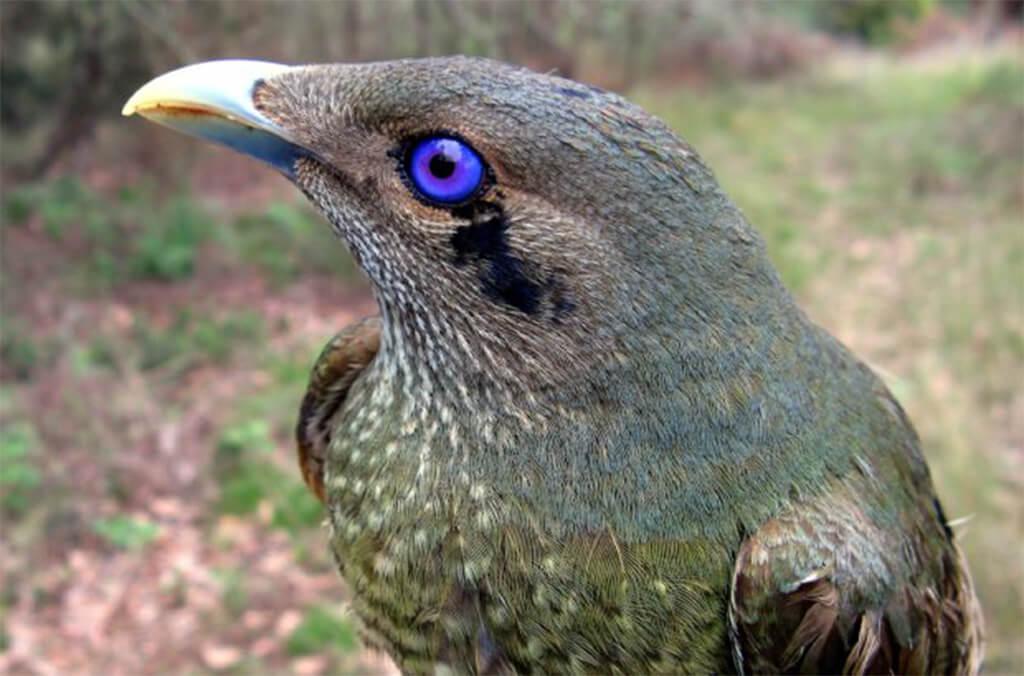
[122,59,309,177]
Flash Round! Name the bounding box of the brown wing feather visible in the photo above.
[295,316,381,501]
[729,479,982,675]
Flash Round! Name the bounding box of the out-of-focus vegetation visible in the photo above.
[2,179,356,289]
[1,1,1022,673]
[819,0,937,43]
[7,0,1017,176]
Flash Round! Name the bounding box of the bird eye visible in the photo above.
[405,136,485,205]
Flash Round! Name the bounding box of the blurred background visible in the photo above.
[1,0,1021,673]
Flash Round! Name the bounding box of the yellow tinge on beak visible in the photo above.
[123,59,309,177]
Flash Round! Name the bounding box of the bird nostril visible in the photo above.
[429,153,456,179]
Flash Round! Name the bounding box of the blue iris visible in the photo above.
[407,136,485,205]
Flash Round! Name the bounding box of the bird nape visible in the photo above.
[124,58,981,674]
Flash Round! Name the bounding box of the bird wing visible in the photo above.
[728,480,982,675]
[295,316,381,501]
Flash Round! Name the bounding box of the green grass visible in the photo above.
[224,201,360,285]
[2,178,212,286]
[92,515,160,550]
[209,350,327,535]
[0,422,41,515]
[0,321,47,382]
[131,310,265,373]
[1,179,359,293]
[214,567,250,619]
[286,605,358,657]
[214,418,323,532]
[132,198,211,281]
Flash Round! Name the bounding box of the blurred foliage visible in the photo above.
[817,0,936,43]
[224,201,360,285]
[0,0,157,176]
[0,321,46,382]
[92,515,161,550]
[3,178,212,285]
[214,419,322,531]
[132,311,265,373]
[3,0,1017,177]
[2,178,359,292]
[133,199,211,281]
[214,567,250,619]
[287,606,358,657]
[0,0,812,175]
[0,422,41,516]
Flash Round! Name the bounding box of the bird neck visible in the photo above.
[371,293,570,418]
[356,280,855,542]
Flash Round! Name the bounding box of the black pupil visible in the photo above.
[429,152,456,179]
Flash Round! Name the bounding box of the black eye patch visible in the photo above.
[450,203,542,316]
[450,202,575,321]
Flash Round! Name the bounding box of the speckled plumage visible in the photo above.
[131,56,982,674]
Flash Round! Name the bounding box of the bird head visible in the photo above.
[124,58,791,406]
